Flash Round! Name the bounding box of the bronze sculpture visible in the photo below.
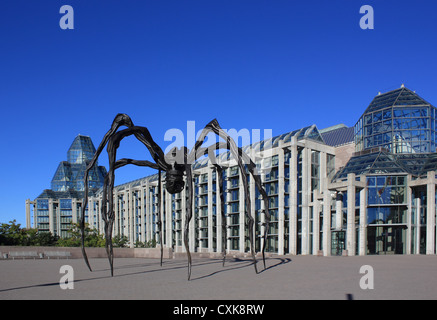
[81,114,271,280]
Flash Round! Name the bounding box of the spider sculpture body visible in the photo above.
[81,114,271,280]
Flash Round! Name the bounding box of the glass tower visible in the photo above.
[355,86,437,154]
[51,135,107,192]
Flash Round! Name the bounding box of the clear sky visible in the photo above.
[1,0,436,226]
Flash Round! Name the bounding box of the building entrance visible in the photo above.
[367,225,407,255]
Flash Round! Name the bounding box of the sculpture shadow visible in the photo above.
[190,257,292,281]
[0,257,292,294]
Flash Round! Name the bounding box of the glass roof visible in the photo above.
[333,150,437,181]
[363,87,431,114]
[191,124,325,170]
[51,135,106,192]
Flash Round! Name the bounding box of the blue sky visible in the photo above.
[1,0,436,225]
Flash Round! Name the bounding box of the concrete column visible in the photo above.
[289,137,298,255]
[87,199,94,228]
[141,187,146,243]
[49,199,54,234]
[359,186,367,256]
[216,168,223,254]
[322,191,331,256]
[189,177,195,253]
[347,173,356,256]
[146,183,152,242]
[26,200,32,229]
[55,200,60,236]
[181,182,187,252]
[98,198,104,234]
[416,196,421,255]
[312,198,320,254]
[249,168,256,254]
[301,147,310,255]
[278,146,285,255]
[165,189,172,249]
[239,170,245,253]
[128,189,134,247]
[208,167,214,252]
[226,168,231,252]
[426,171,436,255]
[336,193,343,231]
[406,179,412,255]
[72,199,77,225]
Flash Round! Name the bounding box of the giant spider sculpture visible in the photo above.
[80,114,271,280]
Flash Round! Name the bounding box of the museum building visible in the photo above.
[26,85,437,256]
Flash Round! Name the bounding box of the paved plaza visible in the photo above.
[1,254,437,300]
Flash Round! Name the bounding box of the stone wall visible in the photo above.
[0,246,172,259]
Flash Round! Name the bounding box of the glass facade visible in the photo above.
[355,87,437,154]
[51,135,107,192]
[31,135,105,237]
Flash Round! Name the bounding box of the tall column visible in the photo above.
[312,198,320,254]
[406,178,412,255]
[289,137,298,255]
[216,167,223,254]
[189,177,195,253]
[359,186,367,256]
[165,190,172,249]
[49,199,54,234]
[98,198,104,234]
[416,196,421,255]
[249,167,256,254]
[146,183,152,242]
[278,146,285,255]
[141,187,146,243]
[320,152,327,256]
[426,171,435,255]
[181,183,187,252]
[127,188,134,247]
[226,168,231,252]
[208,167,217,252]
[347,173,356,256]
[301,147,310,255]
[336,193,343,230]
[72,199,77,225]
[322,191,331,256]
[25,200,32,229]
[239,169,245,253]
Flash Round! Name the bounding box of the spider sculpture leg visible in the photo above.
[157,169,163,267]
[103,127,168,276]
[213,164,227,267]
[188,121,271,274]
[81,114,135,272]
[184,163,193,280]
[83,120,169,276]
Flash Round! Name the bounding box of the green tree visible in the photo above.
[113,234,129,248]
[145,239,157,248]
[0,220,58,246]
[56,223,105,247]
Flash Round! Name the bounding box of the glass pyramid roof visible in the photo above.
[363,87,431,114]
[51,135,106,192]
